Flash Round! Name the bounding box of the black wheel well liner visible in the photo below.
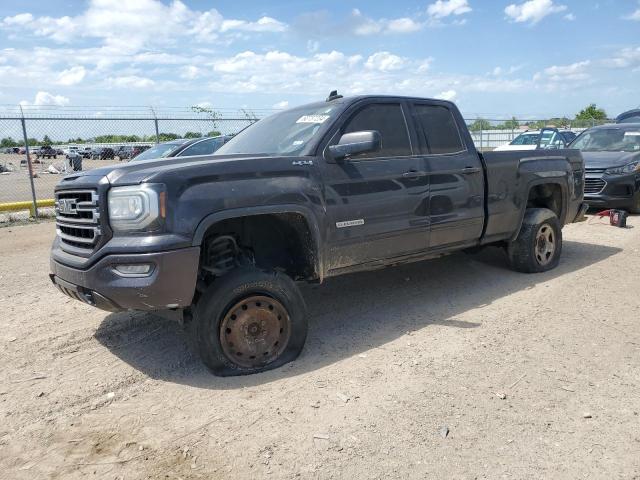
[511,181,567,241]
[193,207,322,282]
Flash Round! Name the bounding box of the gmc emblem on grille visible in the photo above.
[58,198,77,215]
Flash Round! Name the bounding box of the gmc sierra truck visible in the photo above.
[50,94,587,376]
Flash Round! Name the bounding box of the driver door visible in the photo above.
[321,101,430,272]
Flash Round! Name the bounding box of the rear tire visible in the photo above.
[192,267,307,376]
[507,208,562,273]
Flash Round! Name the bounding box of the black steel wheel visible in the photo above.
[192,267,307,376]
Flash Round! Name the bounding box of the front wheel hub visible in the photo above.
[219,295,291,368]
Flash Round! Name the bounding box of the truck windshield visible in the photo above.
[215,105,340,156]
[571,128,640,152]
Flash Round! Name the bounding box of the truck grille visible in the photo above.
[585,167,606,174]
[584,178,606,195]
[55,190,101,250]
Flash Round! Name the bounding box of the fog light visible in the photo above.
[113,264,153,276]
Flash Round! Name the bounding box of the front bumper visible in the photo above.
[584,172,639,210]
[50,247,200,312]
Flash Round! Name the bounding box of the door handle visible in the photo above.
[461,166,481,174]
[402,169,420,178]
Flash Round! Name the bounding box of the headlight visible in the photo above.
[606,161,640,175]
[108,184,164,232]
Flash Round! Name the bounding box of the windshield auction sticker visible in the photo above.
[296,115,330,124]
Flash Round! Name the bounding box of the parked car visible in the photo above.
[616,109,640,124]
[569,123,640,213]
[113,145,152,160]
[494,129,577,151]
[35,145,57,159]
[91,147,115,160]
[80,147,93,158]
[131,136,231,161]
[50,94,586,376]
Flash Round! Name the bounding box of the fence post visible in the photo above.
[19,105,39,219]
[150,107,160,144]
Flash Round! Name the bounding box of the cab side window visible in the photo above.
[343,104,412,159]
[412,104,465,155]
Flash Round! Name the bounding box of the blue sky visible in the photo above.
[1,0,639,118]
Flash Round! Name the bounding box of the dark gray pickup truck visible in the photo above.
[50,94,587,376]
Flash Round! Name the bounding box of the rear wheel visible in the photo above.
[192,267,307,376]
[507,208,562,273]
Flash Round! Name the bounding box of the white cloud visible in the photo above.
[427,0,472,19]
[625,6,640,20]
[181,65,200,80]
[564,13,576,21]
[107,75,155,88]
[20,91,70,106]
[365,52,406,71]
[505,0,568,25]
[385,18,423,33]
[534,60,591,84]
[0,0,288,52]
[220,16,286,33]
[2,13,33,25]
[56,66,86,86]
[273,100,289,109]
[605,46,640,69]
[437,89,457,101]
[351,9,424,35]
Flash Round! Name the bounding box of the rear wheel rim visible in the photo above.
[535,224,555,266]
[219,295,291,369]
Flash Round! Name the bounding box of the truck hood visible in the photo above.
[57,153,289,187]
[582,151,640,169]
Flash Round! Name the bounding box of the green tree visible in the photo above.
[1,137,18,148]
[184,131,203,139]
[157,133,180,142]
[576,104,607,121]
[42,135,52,146]
[206,130,222,137]
[504,117,519,129]
[469,119,491,132]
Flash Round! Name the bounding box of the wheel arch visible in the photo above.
[510,180,567,242]
[192,205,324,282]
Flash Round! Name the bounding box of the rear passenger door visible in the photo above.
[410,102,485,249]
[321,100,429,270]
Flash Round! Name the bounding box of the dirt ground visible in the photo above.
[1,217,639,479]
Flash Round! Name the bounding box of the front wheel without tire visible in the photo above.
[192,267,308,376]
[507,208,562,273]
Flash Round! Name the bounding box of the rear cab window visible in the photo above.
[411,104,465,155]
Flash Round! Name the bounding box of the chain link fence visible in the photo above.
[0,105,613,216]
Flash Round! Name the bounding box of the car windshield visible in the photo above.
[571,128,640,152]
[133,142,183,161]
[510,133,539,145]
[215,105,340,156]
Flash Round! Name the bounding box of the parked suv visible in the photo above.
[35,145,57,159]
[569,123,640,213]
[50,94,586,376]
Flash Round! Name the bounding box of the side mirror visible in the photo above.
[328,131,381,160]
